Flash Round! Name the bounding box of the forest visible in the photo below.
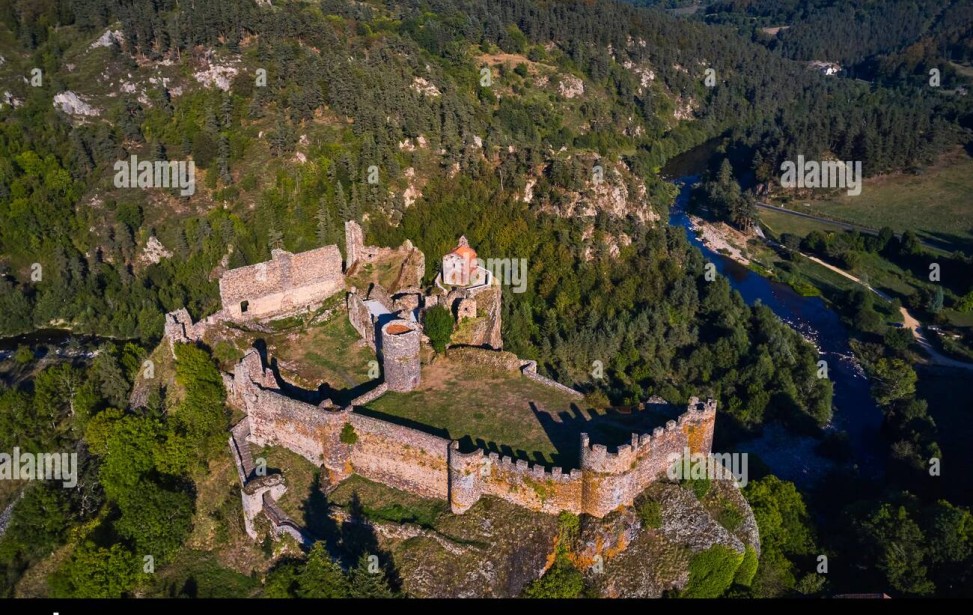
[0,0,971,599]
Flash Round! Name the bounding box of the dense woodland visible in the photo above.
[702,0,973,84]
[0,0,971,599]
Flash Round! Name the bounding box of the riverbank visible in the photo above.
[667,176,884,487]
[687,214,753,266]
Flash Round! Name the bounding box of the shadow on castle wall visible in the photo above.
[352,405,450,441]
[530,401,684,469]
[354,397,681,473]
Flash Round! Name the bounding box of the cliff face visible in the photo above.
[457,285,503,350]
[325,476,759,598]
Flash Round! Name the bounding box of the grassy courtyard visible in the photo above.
[362,353,672,468]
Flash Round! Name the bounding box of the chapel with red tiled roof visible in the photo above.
[442,235,479,286]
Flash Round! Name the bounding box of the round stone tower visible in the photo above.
[380,319,421,392]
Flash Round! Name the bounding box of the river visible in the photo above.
[0,329,109,362]
[663,153,883,487]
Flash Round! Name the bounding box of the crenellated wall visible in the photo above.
[448,442,584,515]
[230,350,716,520]
[579,397,717,517]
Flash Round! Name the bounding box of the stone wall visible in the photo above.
[350,382,388,407]
[448,443,584,515]
[346,412,449,500]
[236,350,448,496]
[464,284,502,349]
[520,360,584,400]
[219,246,343,321]
[345,220,364,270]
[347,291,375,348]
[230,350,716,520]
[345,219,415,282]
[163,308,205,356]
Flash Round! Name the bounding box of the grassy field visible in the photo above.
[346,254,405,292]
[265,315,377,404]
[758,207,844,239]
[363,354,671,468]
[258,445,328,527]
[761,207,927,297]
[207,309,377,405]
[771,150,973,252]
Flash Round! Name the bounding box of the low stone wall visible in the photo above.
[347,291,376,349]
[446,347,523,372]
[520,360,584,400]
[350,383,388,407]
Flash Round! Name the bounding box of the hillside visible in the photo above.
[1,0,973,601]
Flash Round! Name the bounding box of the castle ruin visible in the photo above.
[219,246,343,321]
[163,222,720,537]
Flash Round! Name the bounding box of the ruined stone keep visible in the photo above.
[219,246,343,321]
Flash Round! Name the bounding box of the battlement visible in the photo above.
[226,348,717,525]
[580,398,715,475]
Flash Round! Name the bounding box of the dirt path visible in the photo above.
[802,254,973,369]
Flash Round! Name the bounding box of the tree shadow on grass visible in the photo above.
[298,475,403,591]
[338,492,403,592]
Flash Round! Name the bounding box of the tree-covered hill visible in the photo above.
[0,0,971,599]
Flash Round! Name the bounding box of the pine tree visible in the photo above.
[221,93,233,128]
[347,554,396,598]
[218,135,231,184]
[267,226,283,251]
[295,543,348,598]
[316,200,334,246]
[335,182,350,221]
[204,106,219,134]
[350,183,362,219]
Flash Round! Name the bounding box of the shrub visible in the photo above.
[734,546,759,587]
[637,499,662,529]
[557,511,580,553]
[423,305,454,355]
[13,344,33,365]
[522,562,585,598]
[340,423,358,445]
[682,544,745,598]
[680,460,712,500]
[717,498,744,532]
